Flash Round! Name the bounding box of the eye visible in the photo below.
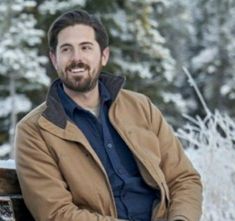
[61,46,71,53]
[82,45,92,51]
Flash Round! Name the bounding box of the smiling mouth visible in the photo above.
[70,68,86,73]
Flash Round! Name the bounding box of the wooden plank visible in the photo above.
[0,168,34,220]
[0,196,34,221]
[0,168,21,195]
[10,196,34,221]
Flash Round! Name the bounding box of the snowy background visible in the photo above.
[0,0,235,220]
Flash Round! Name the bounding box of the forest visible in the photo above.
[0,0,235,220]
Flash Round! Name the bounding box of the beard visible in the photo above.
[59,60,102,93]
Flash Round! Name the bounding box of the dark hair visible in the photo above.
[48,9,109,52]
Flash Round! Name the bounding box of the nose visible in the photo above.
[72,48,83,61]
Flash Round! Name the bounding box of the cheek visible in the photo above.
[57,57,69,70]
[92,55,103,67]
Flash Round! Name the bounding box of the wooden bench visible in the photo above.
[0,167,34,221]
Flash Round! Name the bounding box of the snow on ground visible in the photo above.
[178,110,235,221]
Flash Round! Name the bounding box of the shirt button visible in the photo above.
[107,143,112,149]
[117,168,123,174]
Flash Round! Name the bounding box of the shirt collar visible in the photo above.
[57,80,112,119]
[99,80,112,105]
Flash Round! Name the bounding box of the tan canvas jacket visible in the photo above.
[15,74,202,221]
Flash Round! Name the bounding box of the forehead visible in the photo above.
[57,24,96,45]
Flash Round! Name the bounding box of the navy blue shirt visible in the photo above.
[57,81,160,221]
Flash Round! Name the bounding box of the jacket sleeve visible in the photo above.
[15,120,124,221]
[148,99,203,221]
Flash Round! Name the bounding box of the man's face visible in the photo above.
[50,24,109,93]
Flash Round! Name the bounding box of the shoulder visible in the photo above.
[115,89,162,123]
[118,89,151,105]
[117,89,161,114]
[17,102,47,129]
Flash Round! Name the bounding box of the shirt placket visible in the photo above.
[100,104,135,218]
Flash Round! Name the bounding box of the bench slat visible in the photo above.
[0,168,21,195]
[0,168,35,220]
[11,196,34,221]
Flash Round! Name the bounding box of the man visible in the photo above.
[15,9,202,221]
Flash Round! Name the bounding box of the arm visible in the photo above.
[148,100,203,221]
[15,120,124,221]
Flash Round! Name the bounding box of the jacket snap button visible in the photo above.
[107,143,112,149]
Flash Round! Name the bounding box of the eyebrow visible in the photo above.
[59,42,94,49]
[80,42,94,46]
[59,43,72,49]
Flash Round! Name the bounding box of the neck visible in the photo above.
[63,83,100,109]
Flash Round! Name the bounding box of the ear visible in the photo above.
[101,47,110,66]
[49,51,58,71]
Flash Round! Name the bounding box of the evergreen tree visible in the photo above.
[0,0,50,158]
[190,0,235,115]
[159,0,235,117]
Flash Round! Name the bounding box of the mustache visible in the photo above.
[65,61,90,72]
